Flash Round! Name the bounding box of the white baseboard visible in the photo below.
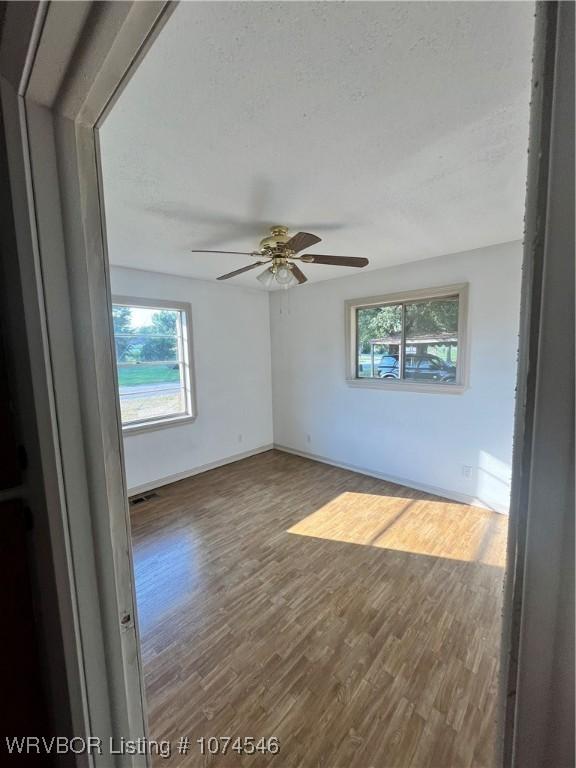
[127,441,509,515]
[273,444,509,515]
[127,443,274,497]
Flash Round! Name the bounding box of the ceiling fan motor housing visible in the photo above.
[259,225,290,253]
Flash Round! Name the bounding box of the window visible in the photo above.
[346,284,468,392]
[112,297,195,431]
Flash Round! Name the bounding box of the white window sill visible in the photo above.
[122,413,196,436]
[346,378,467,395]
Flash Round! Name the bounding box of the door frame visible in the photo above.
[1,2,572,766]
[499,3,574,766]
[1,2,175,765]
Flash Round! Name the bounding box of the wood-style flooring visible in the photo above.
[130,450,507,768]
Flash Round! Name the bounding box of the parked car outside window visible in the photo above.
[377,353,456,383]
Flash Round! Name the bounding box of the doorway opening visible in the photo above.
[96,3,536,766]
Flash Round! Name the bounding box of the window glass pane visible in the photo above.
[403,297,459,384]
[113,305,179,336]
[115,335,179,363]
[117,363,182,388]
[118,364,185,424]
[112,302,190,425]
[356,304,402,378]
[120,389,186,425]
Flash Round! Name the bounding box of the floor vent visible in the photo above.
[130,492,159,506]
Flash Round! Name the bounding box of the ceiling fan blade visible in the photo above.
[217,262,266,280]
[191,250,259,256]
[285,232,321,254]
[300,254,369,267]
[290,264,308,284]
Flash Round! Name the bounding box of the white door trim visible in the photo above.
[1,2,175,765]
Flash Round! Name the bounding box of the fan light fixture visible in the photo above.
[257,264,298,289]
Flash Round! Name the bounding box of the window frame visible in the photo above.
[112,295,197,434]
[345,283,469,394]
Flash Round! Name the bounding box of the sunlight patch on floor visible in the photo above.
[287,491,507,566]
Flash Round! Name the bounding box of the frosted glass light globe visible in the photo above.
[275,265,293,285]
[256,267,275,288]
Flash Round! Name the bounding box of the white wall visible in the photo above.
[270,241,522,513]
[111,267,273,492]
[114,242,521,512]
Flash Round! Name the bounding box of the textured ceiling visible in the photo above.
[100,1,534,288]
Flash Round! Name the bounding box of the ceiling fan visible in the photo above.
[191,226,369,288]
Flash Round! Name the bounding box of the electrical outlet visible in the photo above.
[306,434,311,444]
[462,465,472,478]
[238,433,243,443]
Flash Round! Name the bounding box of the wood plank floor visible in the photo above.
[130,450,507,768]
